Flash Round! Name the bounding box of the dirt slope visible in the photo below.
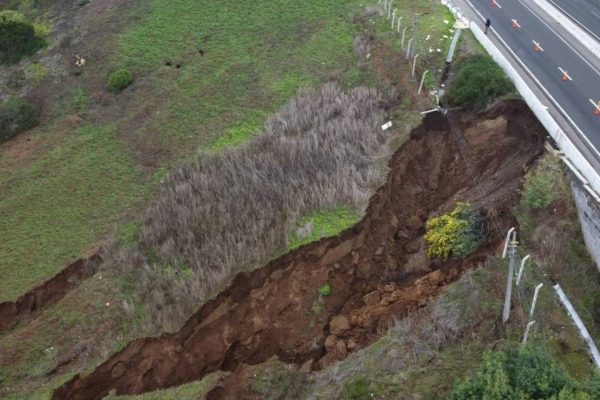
[53,100,545,400]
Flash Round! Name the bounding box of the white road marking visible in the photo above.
[559,67,573,80]
[464,0,600,159]
[547,0,600,42]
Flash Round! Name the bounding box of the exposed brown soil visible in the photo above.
[53,100,545,400]
[0,254,101,334]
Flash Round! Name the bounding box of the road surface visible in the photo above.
[464,0,600,166]
[548,0,600,41]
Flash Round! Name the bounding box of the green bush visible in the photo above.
[318,284,332,297]
[450,344,596,400]
[424,202,480,260]
[0,97,40,142]
[0,10,45,64]
[521,155,563,210]
[107,69,133,93]
[445,54,513,109]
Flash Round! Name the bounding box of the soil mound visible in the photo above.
[53,100,544,400]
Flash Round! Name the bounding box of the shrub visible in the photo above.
[450,344,596,400]
[0,97,40,142]
[521,154,564,210]
[318,284,332,297]
[107,69,133,93]
[0,10,44,64]
[445,54,513,109]
[424,202,480,260]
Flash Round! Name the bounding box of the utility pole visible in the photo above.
[503,230,517,324]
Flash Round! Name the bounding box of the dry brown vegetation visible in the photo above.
[113,83,399,331]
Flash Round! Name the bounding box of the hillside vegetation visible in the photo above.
[0,0,381,301]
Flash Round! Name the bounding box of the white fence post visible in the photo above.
[412,54,419,77]
[516,254,531,286]
[418,70,429,94]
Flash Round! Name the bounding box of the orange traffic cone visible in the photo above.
[561,71,570,81]
[595,105,600,116]
[511,19,520,29]
[533,41,543,52]
[491,0,497,7]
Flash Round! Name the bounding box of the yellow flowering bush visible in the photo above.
[424,202,479,260]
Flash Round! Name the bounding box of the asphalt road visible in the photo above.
[548,0,600,41]
[466,0,600,163]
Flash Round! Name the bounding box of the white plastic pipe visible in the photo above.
[418,70,429,95]
[523,320,536,343]
[412,54,419,77]
[516,255,531,286]
[502,227,515,259]
[530,283,543,319]
[554,284,600,368]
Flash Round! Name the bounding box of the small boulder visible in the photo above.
[324,335,337,351]
[363,291,381,305]
[335,340,347,358]
[404,239,421,254]
[298,358,314,373]
[385,255,398,270]
[395,230,411,240]
[330,315,350,336]
[405,215,423,231]
[347,339,358,350]
[383,283,396,293]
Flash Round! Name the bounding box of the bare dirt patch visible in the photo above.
[53,100,544,400]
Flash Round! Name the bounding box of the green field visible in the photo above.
[0,0,379,301]
[0,125,147,301]
[116,0,377,147]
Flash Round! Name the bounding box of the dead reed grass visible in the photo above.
[113,83,397,331]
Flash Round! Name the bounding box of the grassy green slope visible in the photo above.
[0,125,147,301]
[118,0,373,146]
